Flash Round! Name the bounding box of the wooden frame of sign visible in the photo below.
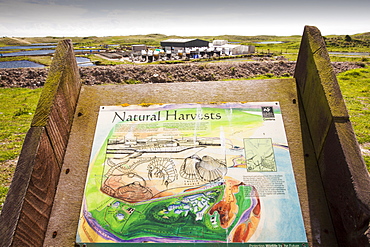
[0,26,369,246]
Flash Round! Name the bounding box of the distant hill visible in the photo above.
[354,32,370,40]
[1,32,369,47]
[0,37,32,46]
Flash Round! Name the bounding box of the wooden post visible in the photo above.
[294,25,370,246]
[0,39,81,247]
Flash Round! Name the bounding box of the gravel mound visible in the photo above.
[0,61,363,88]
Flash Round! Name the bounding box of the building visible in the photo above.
[160,39,209,50]
[223,44,255,55]
[132,44,147,52]
[212,40,255,55]
[212,40,228,46]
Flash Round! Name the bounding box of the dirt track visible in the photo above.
[0,61,362,88]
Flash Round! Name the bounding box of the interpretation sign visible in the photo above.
[76,102,307,246]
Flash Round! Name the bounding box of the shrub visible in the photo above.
[344,35,352,42]
[124,79,141,84]
[230,67,236,74]
[343,70,362,77]
[13,107,31,117]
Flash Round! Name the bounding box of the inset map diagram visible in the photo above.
[244,138,277,172]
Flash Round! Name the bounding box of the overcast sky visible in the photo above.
[0,0,369,37]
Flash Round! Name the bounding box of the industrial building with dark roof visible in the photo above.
[160,39,209,48]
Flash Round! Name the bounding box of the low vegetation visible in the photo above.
[1,32,369,66]
[85,54,129,66]
[0,32,369,211]
[0,56,52,66]
[0,88,42,209]
[337,67,370,170]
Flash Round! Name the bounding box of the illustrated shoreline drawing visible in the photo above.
[76,102,308,246]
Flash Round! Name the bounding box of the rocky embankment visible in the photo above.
[0,61,363,88]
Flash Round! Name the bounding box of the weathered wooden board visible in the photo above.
[294,25,370,246]
[0,127,44,246]
[12,127,60,246]
[318,120,370,246]
[31,39,81,165]
[0,39,81,247]
[294,26,349,158]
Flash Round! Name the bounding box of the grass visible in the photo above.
[86,54,128,66]
[225,66,370,171]
[1,33,368,67]
[27,56,53,66]
[0,65,369,211]
[0,32,369,211]
[0,56,53,66]
[329,56,369,63]
[337,66,370,171]
[0,88,42,209]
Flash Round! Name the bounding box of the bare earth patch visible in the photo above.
[0,158,18,212]
[360,143,370,156]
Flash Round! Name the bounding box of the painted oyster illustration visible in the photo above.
[180,154,202,180]
[180,154,227,182]
[196,155,227,181]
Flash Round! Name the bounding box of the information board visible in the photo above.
[76,102,307,246]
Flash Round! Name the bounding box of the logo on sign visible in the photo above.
[261,106,275,120]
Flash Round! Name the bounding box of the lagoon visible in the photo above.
[0,57,95,68]
[1,50,56,56]
[0,45,57,50]
[76,57,95,66]
[1,49,101,57]
[329,52,370,56]
[255,41,284,44]
[0,60,45,68]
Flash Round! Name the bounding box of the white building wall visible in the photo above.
[213,40,228,46]
[223,44,255,55]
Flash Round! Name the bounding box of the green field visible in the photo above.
[0,87,42,209]
[337,67,370,169]
[1,66,369,211]
[1,32,369,65]
[0,33,369,211]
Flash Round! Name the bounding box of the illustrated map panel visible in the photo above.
[76,102,307,246]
